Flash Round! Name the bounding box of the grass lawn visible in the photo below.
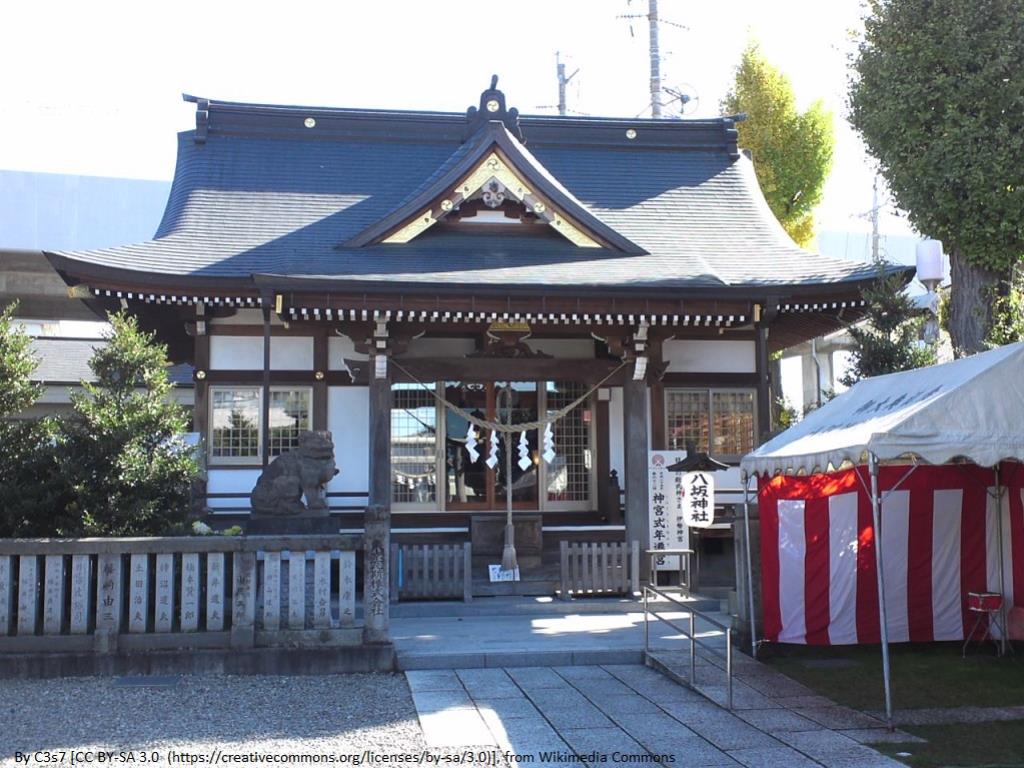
[874,721,1024,768]
[760,642,1024,711]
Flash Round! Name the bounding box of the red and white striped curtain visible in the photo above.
[759,464,1024,645]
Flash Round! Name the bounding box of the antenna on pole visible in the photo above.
[555,52,580,117]
[619,0,687,119]
[648,0,661,118]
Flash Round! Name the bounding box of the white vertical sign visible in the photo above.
[649,451,689,571]
[681,472,715,528]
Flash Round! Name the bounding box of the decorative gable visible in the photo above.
[382,150,601,247]
[344,79,646,255]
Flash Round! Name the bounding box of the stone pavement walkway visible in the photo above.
[392,604,730,670]
[407,665,907,767]
[648,649,924,746]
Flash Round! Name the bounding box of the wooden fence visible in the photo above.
[0,529,390,654]
[390,543,472,602]
[559,540,640,598]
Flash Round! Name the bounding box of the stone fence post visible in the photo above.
[363,505,390,644]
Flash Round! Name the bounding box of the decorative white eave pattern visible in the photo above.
[90,289,864,321]
[285,306,748,327]
[780,300,867,312]
[92,289,263,307]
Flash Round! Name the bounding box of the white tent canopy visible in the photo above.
[742,341,1024,477]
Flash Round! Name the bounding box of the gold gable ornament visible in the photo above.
[382,152,600,248]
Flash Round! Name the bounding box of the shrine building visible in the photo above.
[46,81,904,590]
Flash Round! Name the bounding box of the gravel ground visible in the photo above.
[0,674,509,766]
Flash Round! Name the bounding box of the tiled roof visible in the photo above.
[29,337,193,386]
[47,93,903,294]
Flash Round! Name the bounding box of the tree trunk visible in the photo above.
[948,250,1003,357]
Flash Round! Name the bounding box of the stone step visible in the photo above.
[397,647,644,670]
[389,594,722,618]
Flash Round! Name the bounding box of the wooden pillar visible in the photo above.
[623,377,650,580]
[313,328,328,431]
[649,380,666,450]
[193,330,210,511]
[368,358,392,509]
[755,325,771,443]
[596,394,611,521]
[261,304,272,469]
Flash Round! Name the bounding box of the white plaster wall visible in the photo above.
[526,338,595,359]
[327,386,369,502]
[403,337,476,358]
[210,336,314,370]
[664,340,755,373]
[328,335,369,373]
[207,469,261,514]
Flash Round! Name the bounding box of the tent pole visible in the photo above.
[742,471,758,658]
[869,452,894,730]
[995,463,1008,657]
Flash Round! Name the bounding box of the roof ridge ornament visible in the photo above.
[183,93,209,144]
[466,75,523,142]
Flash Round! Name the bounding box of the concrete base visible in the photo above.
[0,643,395,679]
[245,516,338,535]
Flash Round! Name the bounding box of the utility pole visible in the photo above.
[871,175,880,263]
[648,0,662,117]
[555,52,579,117]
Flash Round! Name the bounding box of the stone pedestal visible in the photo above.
[245,516,338,536]
[471,515,543,570]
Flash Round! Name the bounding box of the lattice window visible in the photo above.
[269,389,311,456]
[210,388,260,459]
[546,382,592,503]
[666,390,711,452]
[665,388,755,458]
[392,384,438,504]
[712,391,755,455]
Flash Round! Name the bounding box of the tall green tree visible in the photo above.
[0,304,69,537]
[841,262,937,386]
[60,311,198,536]
[722,42,835,248]
[849,0,1024,355]
[0,303,41,419]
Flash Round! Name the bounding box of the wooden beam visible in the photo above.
[755,325,771,443]
[348,357,626,385]
[623,378,650,580]
[661,372,759,387]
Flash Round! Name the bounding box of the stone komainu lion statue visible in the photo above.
[250,430,339,516]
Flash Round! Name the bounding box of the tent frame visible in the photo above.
[741,456,931,731]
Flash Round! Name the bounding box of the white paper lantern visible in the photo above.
[915,239,944,290]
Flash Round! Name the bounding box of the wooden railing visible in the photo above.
[0,518,391,654]
[559,540,640,598]
[390,543,472,602]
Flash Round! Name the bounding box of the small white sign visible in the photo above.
[681,472,715,528]
[649,451,689,571]
[488,565,521,582]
